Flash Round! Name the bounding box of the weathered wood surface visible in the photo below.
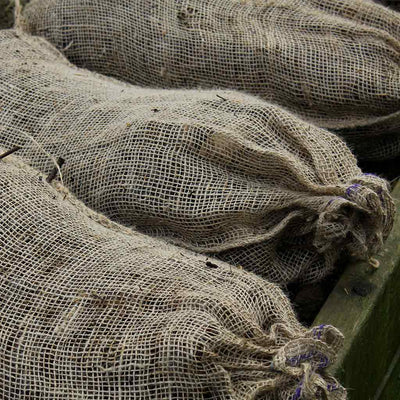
[314,181,400,400]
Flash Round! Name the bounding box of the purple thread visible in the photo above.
[287,352,313,366]
[327,197,343,206]
[287,351,316,366]
[345,183,361,197]
[292,386,302,400]
[327,383,340,392]
[318,356,329,369]
[287,351,330,369]
[362,173,378,178]
[313,324,326,340]
[291,379,304,400]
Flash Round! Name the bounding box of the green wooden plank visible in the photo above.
[375,344,400,399]
[314,181,400,400]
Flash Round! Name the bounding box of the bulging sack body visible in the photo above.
[22,0,400,160]
[0,30,394,285]
[0,153,346,399]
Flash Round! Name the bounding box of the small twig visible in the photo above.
[369,257,380,270]
[62,40,74,52]
[216,94,228,101]
[205,261,219,269]
[0,146,21,160]
[46,157,65,183]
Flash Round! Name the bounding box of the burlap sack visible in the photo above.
[0,30,394,285]
[21,0,400,160]
[0,152,346,399]
[304,0,400,39]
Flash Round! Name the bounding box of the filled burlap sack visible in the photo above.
[304,0,400,39]
[0,152,346,399]
[0,30,395,285]
[21,0,400,160]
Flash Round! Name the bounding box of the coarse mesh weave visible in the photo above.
[0,153,346,400]
[0,30,395,285]
[21,0,400,160]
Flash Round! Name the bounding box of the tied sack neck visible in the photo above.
[314,173,394,263]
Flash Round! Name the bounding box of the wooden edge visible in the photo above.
[313,180,400,399]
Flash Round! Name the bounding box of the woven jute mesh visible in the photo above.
[0,153,346,399]
[0,30,395,285]
[21,0,400,160]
